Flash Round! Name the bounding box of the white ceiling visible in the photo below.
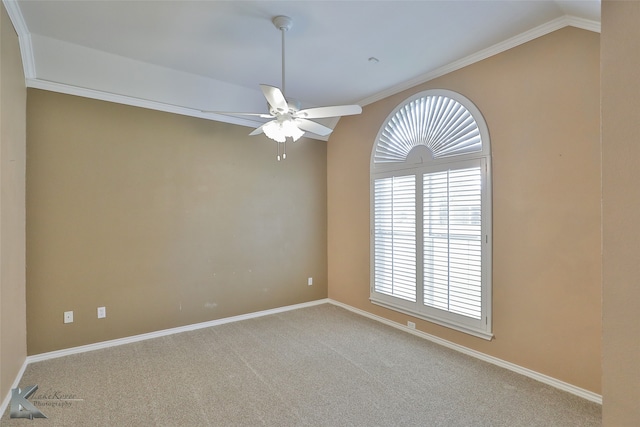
[7,0,600,138]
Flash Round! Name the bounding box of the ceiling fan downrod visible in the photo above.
[272,15,293,98]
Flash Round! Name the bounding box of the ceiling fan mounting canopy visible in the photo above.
[272,15,293,32]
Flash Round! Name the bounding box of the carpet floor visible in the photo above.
[1,304,601,426]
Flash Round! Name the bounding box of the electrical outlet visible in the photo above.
[97,306,106,319]
[407,321,416,329]
[64,311,74,324]
[308,277,313,286]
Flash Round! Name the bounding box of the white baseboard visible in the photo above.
[328,299,602,405]
[27,299,330,364]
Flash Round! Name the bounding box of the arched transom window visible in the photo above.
[370,89,492,339]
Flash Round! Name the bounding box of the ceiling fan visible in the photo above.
[211,15,362,160]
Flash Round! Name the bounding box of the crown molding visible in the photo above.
[3,0,36,78]
[358,15,600,107]
[565,15,601,33]
[27,78,268,128]
[26,78,330,142]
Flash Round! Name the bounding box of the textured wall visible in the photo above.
[0,3,27,400]
[328,27,601,393]
[26,89,327,354]
[601,0,640,424]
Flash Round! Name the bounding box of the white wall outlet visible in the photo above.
[64,311,74,324]
[97,306,106,319]
[308,277,313,286]
[407,321,416,329]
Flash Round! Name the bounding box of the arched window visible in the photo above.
[370,89,492,339]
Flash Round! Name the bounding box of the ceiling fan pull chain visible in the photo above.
[276,141,281,161]
[283,140,287,160]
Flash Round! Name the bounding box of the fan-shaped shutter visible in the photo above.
[374,95,482,164]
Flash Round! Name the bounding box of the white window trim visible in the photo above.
[370,89,493,340]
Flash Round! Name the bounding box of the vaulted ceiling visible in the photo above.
[5,1,600,139]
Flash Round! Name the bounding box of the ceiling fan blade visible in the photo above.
[202,111,274,119]
[260,84,288,114]
[295,104,362,119]
[294,118,333,137]
[249,124,266,136]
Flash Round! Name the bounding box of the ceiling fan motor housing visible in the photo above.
[268,99,301,116]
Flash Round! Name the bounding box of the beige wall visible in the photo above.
[26,89,328,355]
[328,27,601,394]
[601,1,640,424]
[0,3,27,400]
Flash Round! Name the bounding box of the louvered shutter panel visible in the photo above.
[374,175,416,302]
[423,171,450,311]
[423,167,482,319]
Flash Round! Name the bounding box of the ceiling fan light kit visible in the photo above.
[213,15,362,161]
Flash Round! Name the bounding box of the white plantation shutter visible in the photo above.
[374,175,416,302]
[423,171,450,311]
[370,89,492,339]
[424,167,482,319]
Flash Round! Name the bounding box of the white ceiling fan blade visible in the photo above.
[249,123,267,136]
[203,111,274,119]
[260,84,288,114]
[294,118,333,137]
[295,105,362,119]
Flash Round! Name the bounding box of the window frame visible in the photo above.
[370,89,493,340]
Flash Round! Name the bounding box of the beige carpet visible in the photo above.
[1,304,600,426]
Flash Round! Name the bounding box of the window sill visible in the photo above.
[370,297,494,341]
